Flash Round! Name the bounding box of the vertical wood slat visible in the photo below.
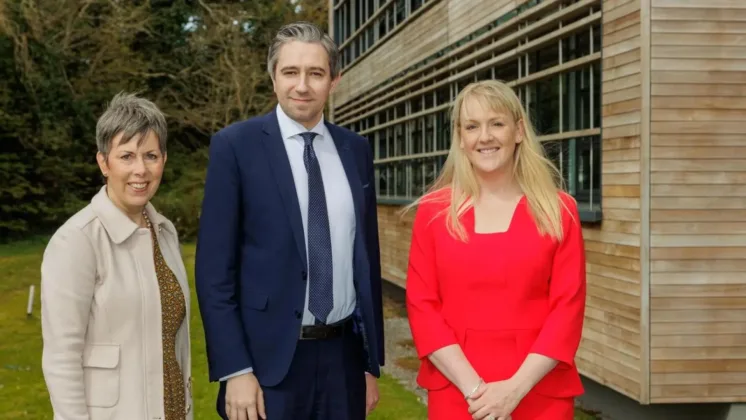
[639,0,652,405]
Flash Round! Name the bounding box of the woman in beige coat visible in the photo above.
[40,92,193,420]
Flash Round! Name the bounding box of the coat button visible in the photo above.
[294,310,302,319]
[301,271,307,281]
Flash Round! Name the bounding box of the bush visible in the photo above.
[152,149,208,242]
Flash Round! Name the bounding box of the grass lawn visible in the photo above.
[0,240,424,419]
[0,239,595,419]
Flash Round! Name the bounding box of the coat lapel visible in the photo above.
[261,111,307,268]
[326,123,364,231]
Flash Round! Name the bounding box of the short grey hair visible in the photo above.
[96,92,167,156]
[267,21,340,80]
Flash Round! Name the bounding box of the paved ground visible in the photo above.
[380,281,428,405]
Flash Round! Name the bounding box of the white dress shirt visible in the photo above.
[275,104,357,326]
[220,105,357,381]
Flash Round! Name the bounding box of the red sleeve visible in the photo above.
[529,194,587,367]
[405,202,459,359]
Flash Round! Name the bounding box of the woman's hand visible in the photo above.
[466,379,522,420]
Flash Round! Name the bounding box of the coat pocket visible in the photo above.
[82,343,121,408]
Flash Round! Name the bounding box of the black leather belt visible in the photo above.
[299,317,353,340]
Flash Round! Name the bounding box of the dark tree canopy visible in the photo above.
[0,0,329,240]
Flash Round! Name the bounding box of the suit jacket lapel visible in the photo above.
[326,124,375,371]
[261,111,307,268]
[326,123,364,237]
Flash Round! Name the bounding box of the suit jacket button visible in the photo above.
[295,310,302,319]
[301,271,307,281]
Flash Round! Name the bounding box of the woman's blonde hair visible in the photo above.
[405,80,567,241]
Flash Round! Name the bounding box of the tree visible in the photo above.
[0,0,330,240]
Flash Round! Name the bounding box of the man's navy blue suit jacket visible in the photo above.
[195,110,385,387]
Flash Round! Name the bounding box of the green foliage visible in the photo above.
[0,0,329,241]
[151,148,209,241]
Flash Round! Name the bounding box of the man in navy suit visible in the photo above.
[195,21,385,420]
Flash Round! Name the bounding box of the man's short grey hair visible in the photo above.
[96,92,168,156]
[267,21,341,80]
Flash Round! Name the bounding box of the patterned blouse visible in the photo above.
[145,211,187,420]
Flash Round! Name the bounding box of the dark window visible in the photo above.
[437,111,450,151]
[494,59,519,83]
[562,65,593,131]
[379,130,389,159]
[396,0,406,24]
[529,42,559,75]
[425,114,435,153]
[411,120,423,154]
[411,161,425,197]
[394,163,407,196]
[529,75,561,135]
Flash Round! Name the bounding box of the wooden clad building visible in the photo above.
[328,0,746,405]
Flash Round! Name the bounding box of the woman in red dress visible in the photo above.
[405,80,586,420]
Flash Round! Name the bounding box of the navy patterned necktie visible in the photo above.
[300,132,334,324]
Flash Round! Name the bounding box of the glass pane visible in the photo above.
[380,129,389,159]
[530,41,559,74]
[394,163,407,197]
[425,114,435,153]
[437,110,451,151]
[574,136,601,207]
[411,161,424,197]
[563,66,592,131]
[530,75,560,135]
[411,97,422,114]
[494,59,519,83]
[395,124,405,156]
[424,158,438,188]
[425,92,434,109]
[593,61,601,129]
[411,120,423,154]
[378,14,387,38]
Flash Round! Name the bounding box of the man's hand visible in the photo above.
[365,373,379,416]
[225,373,266,420]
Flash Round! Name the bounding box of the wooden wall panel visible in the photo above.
[649,0,746,404]
[333,0,528,106]
[376,205,413,288]
[576,0,644,402]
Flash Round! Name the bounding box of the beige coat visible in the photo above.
[40,186,193,420]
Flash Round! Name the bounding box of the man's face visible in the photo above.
[272,40,339,129]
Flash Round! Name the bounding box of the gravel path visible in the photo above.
[381,283,428,405]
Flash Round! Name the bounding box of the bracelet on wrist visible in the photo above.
[463,378,484,400]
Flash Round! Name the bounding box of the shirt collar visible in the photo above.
[91,185,175,244]
[275,103,329,142]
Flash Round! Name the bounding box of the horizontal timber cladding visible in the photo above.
[331,0,650,403]
[647,0,746,405]
[590,0,644,402]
